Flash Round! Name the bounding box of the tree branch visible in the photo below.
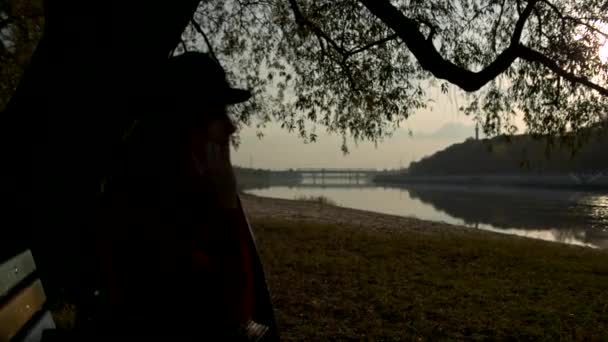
[533,7,544,43]
[287,0,358,89]
[191,19,219,62]
[347,34,399,56]
[518,44,608,96]
[359,0,538,92]
[511,0,535,44]
[538,0,608,39]
[287,0,346,55]
[287,0,608,97]
[465,3,494,25]
[516,0,524,15]
[491,0,507,52]
[288,0,401,60]
[416,17,437,41]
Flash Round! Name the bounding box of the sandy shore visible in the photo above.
[240,193,506,240]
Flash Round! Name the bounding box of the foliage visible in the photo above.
[0,0,44,111]
[187,0,608,148]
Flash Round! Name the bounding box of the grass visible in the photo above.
[251,217,608,341]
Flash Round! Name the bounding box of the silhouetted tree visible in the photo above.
[1,0,200,313]
[408,131,608,175]
[188,0,608,147]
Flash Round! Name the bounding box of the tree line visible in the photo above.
[408,130,608,175]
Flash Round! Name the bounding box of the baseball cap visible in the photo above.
[165,52,251,105]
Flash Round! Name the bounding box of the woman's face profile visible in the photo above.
[189,104,239,209]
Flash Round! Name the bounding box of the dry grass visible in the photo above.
[250,214,608,341]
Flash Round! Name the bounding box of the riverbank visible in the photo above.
[241,194,608,341]
[241,193,503,238]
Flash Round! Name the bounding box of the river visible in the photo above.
[245,180,608,249]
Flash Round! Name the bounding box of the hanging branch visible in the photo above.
[191,19,219,63]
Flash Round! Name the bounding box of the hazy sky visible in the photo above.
[231,86,493,170]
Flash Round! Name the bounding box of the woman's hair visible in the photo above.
[107,106,190,199]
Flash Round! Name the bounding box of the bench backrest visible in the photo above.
[0,250,55,342]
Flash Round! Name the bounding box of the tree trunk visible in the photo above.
[1,0,200,312]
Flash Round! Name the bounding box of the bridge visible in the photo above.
[568,170,608,185]
[243,182,385,190]
[295,168,382,184]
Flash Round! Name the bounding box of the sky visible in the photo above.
[231,86,492,170]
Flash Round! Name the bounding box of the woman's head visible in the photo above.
[163,52,249,208]
[111,52,249,207]
[161,52,247,143]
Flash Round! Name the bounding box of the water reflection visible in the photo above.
[405,184,608,247]
[413,186,581,228]
[246,183,608,249]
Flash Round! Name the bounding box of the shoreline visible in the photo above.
[240,193,601,250]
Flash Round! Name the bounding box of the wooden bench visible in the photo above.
[0,250,55,342]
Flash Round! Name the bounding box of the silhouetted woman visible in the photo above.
[95,52,277,341]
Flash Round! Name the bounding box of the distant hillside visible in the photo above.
[408,132,608,176]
